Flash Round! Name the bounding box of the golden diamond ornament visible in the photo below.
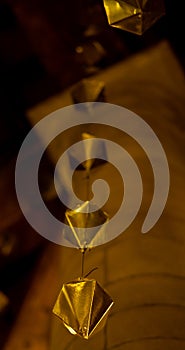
[103,0,166,35]
[53,278,114,339]
[71,79,105,103]
[64,201,109,249]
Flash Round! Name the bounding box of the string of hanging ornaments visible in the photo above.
[52,114,114,340]
[52,67,168,340]
[15,98,169,340]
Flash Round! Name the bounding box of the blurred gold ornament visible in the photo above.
[65,201,109,249]
[53,278,113,339]
[0,231,16,257]
[68,131,107,173]
[81,132,96,172]
[103,0,165,35]
[71,79,105,104]
[0,291,9,314]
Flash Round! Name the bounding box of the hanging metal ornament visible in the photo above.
[71,79,105,104]
[77,132,107,175]
[53,278,113,339]
[64,201,109,249]
[103,0,166,35]
[52,201,113,339]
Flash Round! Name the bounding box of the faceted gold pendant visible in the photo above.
[81,132,97,171]
[52,278,114,339]
[68,131,107,173]
[65,201,109,249]
[103,0,166,35]
[71,79,105,104]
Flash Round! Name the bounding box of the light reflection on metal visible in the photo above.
[103,0,166,35]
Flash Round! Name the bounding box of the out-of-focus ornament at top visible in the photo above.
[103,0,166,35]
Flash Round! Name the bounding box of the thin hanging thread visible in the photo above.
[81,248,98,279]
[81,248,86,278]
[84,267,98,278]
[85,169,90,201]
[81,161,98,279]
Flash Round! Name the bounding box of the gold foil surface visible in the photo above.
[103,0,166,35]
[71,79,105,104]
[65,201,109,249]
[53,278,114,339]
